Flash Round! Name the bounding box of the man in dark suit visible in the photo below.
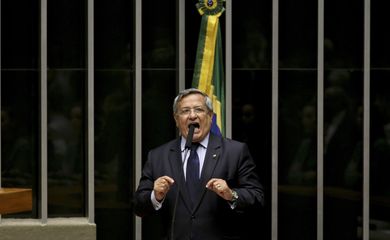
[134,88,264,240]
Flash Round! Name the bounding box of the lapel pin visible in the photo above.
[213,154,217,158]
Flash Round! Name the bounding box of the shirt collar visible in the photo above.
[180,133,209,152]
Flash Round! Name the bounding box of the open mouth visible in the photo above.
[188,122,200,129]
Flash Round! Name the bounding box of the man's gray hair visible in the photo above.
[173,88,213,114]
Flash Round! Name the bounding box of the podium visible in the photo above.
[0,188,32,215]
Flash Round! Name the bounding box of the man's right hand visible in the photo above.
[154,176,175,201]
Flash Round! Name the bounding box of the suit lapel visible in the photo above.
[200,134,222,186]
[192,134,222,211]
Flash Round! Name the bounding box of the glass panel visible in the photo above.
[324,0,364,68]
[370,2,390,238]
[47,0,87,217]
[185,1,204,72]
[47,0,86,68]
[1,71,39,218]
[95,71,134,239]
[232,70,272,239]
[47,70,86,217]
[231,2,272,239]
[323,69,363,240]
[95,0,134,69]
[232,0,272,68]
[142,1,176,68]
[142,70,177,154]
[279,0,317,68]
[141,70,177,239]
[1,0,39,68]
[1,0,39,218]
[278,70,317,240]
[323,1,364,239]
[94,1,134,239]
[371,1,390,68]
[370,70,390,239]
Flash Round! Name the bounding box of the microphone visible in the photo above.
[170,123,199,239]
[185,123,200,149]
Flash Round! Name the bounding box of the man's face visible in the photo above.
[174,93,213,142]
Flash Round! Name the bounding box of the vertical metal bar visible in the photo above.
[317,0,325,239]
[87,0,95,224]
[225,0,232,138]
[40,0,48,223]
[271,0,279,239]
[0,0,2,192]
[363,0,371,239]
[134,0,142,239]
[0,0,2,224]
[177,0,185,91]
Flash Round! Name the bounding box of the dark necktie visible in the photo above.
[186,143,201,206]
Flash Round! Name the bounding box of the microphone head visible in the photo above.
[188,122,200,129]
[185,123,199,149]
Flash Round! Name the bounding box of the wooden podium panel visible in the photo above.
[0,188,32,215]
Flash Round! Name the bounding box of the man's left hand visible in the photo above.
[206,178,234,201]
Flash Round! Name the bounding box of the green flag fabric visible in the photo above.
[192,0,225,136]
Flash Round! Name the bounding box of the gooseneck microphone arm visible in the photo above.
[185,123,198,149]
[170,123,199,239]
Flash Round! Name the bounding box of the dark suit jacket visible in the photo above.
[134,133,264,240]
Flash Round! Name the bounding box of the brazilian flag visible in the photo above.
[192,0,225,137]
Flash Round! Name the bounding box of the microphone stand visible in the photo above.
[170,147,190,240]
[170,123,197,240]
